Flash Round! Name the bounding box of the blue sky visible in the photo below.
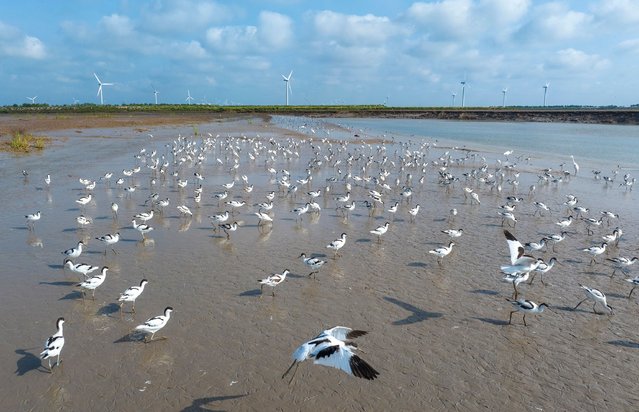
[1,0,638,107]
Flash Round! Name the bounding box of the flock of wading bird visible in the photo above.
[23,126,636,381]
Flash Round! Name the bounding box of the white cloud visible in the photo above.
[258,11,293,49]
[406,0,473,40]
[618,38,639,53]
[100,14,135,38]
[518,3,593,42]
[0,21,46,59]
[313,10,403,46]
[592,0,639,24]
[553,48,609,71]
[206,26,258,52]
[141,0,234,33]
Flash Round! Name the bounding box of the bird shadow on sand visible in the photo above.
[40,280,77,287]
[407,261,427,268]
[59,291,84,300]
[15,349,46,376]
[472,317,510,326]
[239,289,262,297]
[608,340,639,349]
[47,263,64,270]
[97,303,121,317]
[606,293,627,299]
[180,394,247,412]
[470,289,500,296]
[384,296,443,325]
[113,332,147,344]
[355,238,371,243]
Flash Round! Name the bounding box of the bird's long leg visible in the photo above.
[282,360,297,380]
[573,298,586,311]
[57,354,61,367]
[508,311,515,325]
[629,286,637,298]
[523,314,527,326]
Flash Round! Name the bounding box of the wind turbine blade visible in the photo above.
[288,70,293,79]
[282,74,288,81]
[94,73,102,84]
[102,82,114,86]
[97,85,102,96]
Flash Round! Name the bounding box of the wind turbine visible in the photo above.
[186,90,194,104]
[502,88,508,108]
[543,83,549,107]
[26,96,37,104]
[152,87,159,105]
[94,73,113,105]
[460,79,468,108]
[451,92,456,107]
[282,70,293,106]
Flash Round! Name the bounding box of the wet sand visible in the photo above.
[1,116,638,411]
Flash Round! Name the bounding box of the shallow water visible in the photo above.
[1,116,638,411]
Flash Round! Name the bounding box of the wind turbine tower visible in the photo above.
[543,83,549,107]
[186,90,194,104]
[282,70,293,106]
[451,92,456,107]
[153,87,159,105]
[94,73,113,105]
[502,88,508,108]
[460,80,467,108]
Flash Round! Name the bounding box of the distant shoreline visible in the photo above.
[1,107,638,138]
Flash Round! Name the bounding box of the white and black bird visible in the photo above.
[118,279,148,313]
[40,317,65,371]
[581,243,607,265]
[429,241,455,265]
[441,229,463,238]
[507,299,549,326]
[608,256,639,277]
[574,284,613,314]
[258,269,289,296]
[135,307,173,342]
[25,211,41,229]
[62,241,85,259]
[370,222,390,242]
[327,233,347,257]
[132,219,154,239]
[96,232,120,254]
[282,326,379,383]
[625,277,639,298]
[77,266,108,299]
[299,253,326,279]
[64,259,99,278]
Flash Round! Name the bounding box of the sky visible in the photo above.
[1,0,638,107]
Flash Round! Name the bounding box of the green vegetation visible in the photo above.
[5,130,48,153]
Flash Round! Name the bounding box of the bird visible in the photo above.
[498,211,517,227]
[118,279,148,313]
[62,241,85,259]
[76,215,92,226]
[134,210,154,222]
[76,194,92,207]
[255,210,274,226]
[25,211,41,229]
[132,219,154,239]
[581,243,607,265]
[64,259,99,278]
[429,241,455,265]
[299,253,326,279]
[327,233,347,257]
[555,216,573,228]
[530,257,558,285]
[408,204,420,221]
[573,284,613,314]
[625,277,639,298]
[507,299,549,326]
[257,269,289,296]
[111,202,119,219]
[441,229,463,238]
[502,230,544,297]
[77,266,108,299]
[218,222,238,239]
[40,317,65,372]
[370,222,390,242]
[282,326,379,384]
[96,232,120,254]
[177,204,193,216]
[545,231,567,252]
[135,307,174,342]
[607,256,639,277]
